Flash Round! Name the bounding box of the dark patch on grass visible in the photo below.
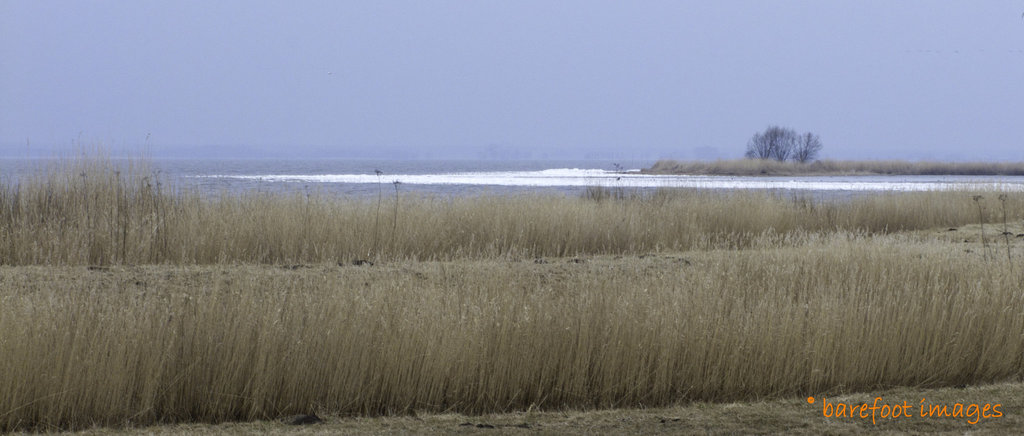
[285,414,322,425]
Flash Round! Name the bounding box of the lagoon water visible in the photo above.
[4,158,1024,198]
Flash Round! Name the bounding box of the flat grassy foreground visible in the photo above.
[2,157,1024,432]
[48,382,1024,435]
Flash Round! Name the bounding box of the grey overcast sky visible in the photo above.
[1,1,1023,160]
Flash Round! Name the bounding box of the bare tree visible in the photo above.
[745,132,770,159]
[745,126,797,161]
[745,131,771,159]
[793,132,823,163]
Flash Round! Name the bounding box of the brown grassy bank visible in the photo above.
[645,158,1024,176]
[3,157,1024,265]
[2,234,1023,431]
[58,382,1024,435]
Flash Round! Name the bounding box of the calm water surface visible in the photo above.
[4,158,1024,199]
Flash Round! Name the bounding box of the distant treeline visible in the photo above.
[645,159,1024,176]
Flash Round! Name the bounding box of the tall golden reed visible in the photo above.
[2,156,1022,265]
[1,155,1023,431]
[1,239,1022,430]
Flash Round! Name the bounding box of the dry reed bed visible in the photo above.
[1,236,1022,431]
[3,158,1024,265]
[646,158,1024,176]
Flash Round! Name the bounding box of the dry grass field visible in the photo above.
[4,157,1024,266]
[645,158,1024,176]
[46,382,1024,435]
[2,157,1024,433]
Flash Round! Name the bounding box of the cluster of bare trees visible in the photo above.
[744,126,823,163]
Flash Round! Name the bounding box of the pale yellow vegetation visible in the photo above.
[3,157,1023,265]
[1,156,1023,432]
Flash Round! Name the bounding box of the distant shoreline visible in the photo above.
[644,159,1024,177]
